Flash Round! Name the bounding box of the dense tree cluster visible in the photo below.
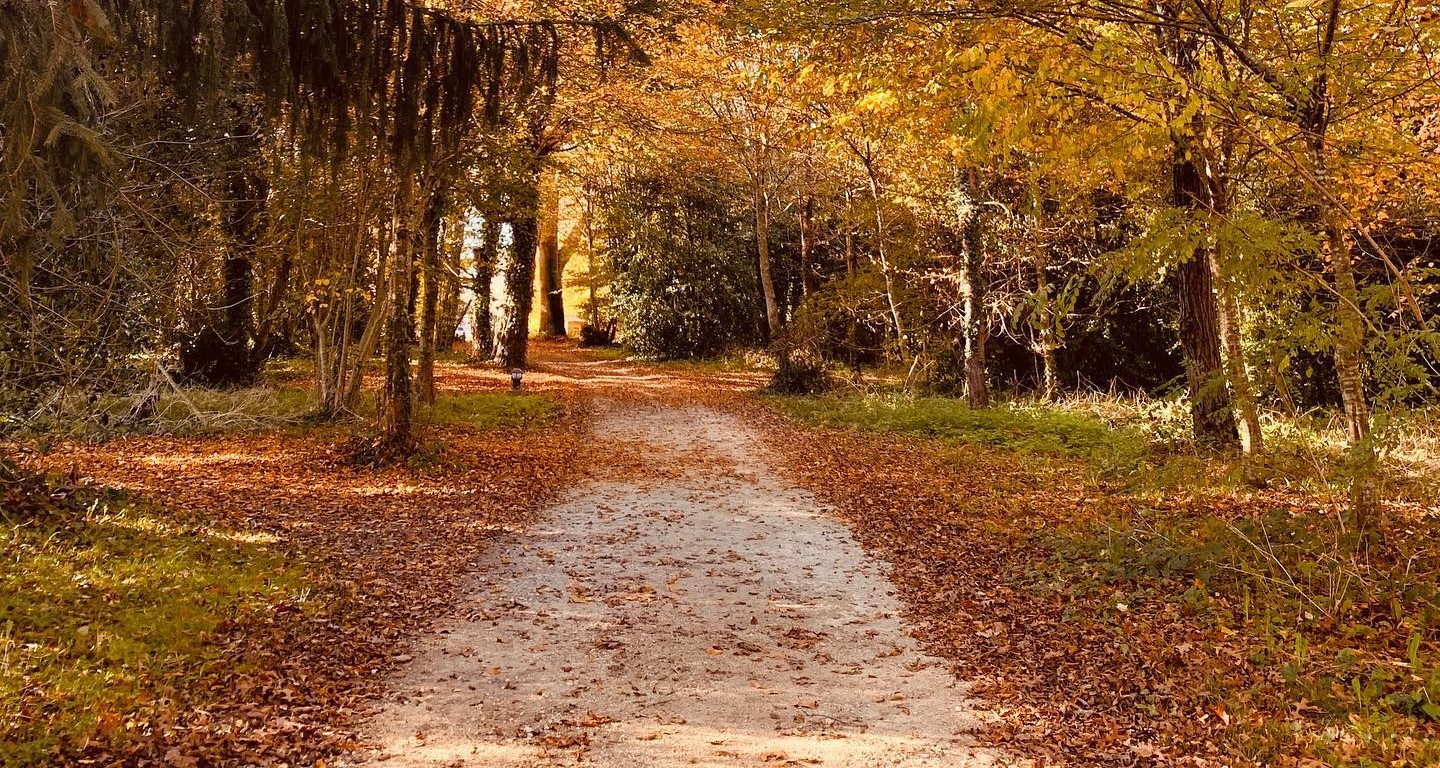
[1,0,650,451]
[3,0,1437,527]
[561,1,1437,531]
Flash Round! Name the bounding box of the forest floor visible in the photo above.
[7,342,1440,767]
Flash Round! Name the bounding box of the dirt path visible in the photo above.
[347,393,1006,767]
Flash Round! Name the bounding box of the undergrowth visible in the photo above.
[776,390,1440,764]
[1042,505,1440,764]
[775,394,1149,468]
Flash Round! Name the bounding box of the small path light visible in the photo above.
[510,368,524,392]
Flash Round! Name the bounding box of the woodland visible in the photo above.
[3,0,1440,766]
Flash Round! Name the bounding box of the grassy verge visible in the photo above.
[424,392,558,429]
[774,394,1148,467]
[1043,502,1440,764]
[2,375,573,764]
[773,392,1440,765]
[1,490,307,765]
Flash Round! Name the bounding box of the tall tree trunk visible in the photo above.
[471,217,498,361]
[381,180,418,452]
[437,217,463,353]
[494,161,542,369]
[754,180,781,340]
[864,166,908,362]
[799,197,818,298]
[339,218,391,414]
[1297,0,1376,535]
[1173,154,1239,448]
[1212,246,1263,454]
[416,188,444,406]
[495,212,538,368]
[1308,128,1376,532]
[1034,243,1058,402]
[1161,3,1239,449]
[959,186,989,408]
[214,121,268,385]
[845,219,860,375]
[537,175,567,337]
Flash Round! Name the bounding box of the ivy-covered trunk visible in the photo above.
[471,218,498,361]
[494,166,541,369]
[417,188,445,406]
[496,214,538,368]
[381,179,418,453]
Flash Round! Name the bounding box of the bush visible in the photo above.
[578,320,618,347]
[599,166,761,360]
[769,348,831,395]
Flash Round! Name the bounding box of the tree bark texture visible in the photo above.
[381,181,418,452]
[959,192,989,408]
[417,188,444,405]
[754,180,781,340]
[1173,152,1239,449]
[471,218,498,361]
[495,210,538,368]
[538,177,566,336]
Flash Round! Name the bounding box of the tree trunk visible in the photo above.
[1329,225,1377,528]
[865,167,908,362]
[495,211,538,368]
[799,197,818,298]
[538,176,567,337]
[1297,5,1378,536]
[381,181,418,452]
[1034,244,1058,402]
[1212,246,1263,454]
[493,165,542,369]
[214,122,268,386]
[437,217,463,353]
[845,221,860,375]
[1309,129,1377,532]
[959,188,989,408]
[1173,153,1239,449]
[1160,3,1239,449]
[471,218,498,361]
[416,188,444,406]
[754,180,781,340]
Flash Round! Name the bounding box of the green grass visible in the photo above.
[424,392,558,429]
[148,386,317,426]
[0,495,307,764]
[1041,503,1440,765]
[776,394,1148,466]
[773,388,1440,762]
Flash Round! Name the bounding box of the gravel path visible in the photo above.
[349,400,1005,767]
